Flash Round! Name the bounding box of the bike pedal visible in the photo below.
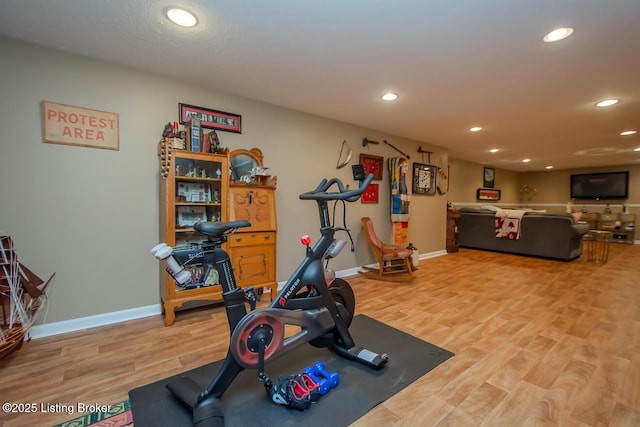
[243,287,259,311]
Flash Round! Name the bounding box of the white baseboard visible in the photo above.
[421,249,448,259]
[29,304,162,340]
[28,250,448,339]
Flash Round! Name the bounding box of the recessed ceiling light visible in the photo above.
[381,92,398,101]
[620,130,637,136]
[522,159,531,163]
[545,165,554,169]
[543,27,574,43]
[166,8,198,27]
[596,99,619,107]
[489,148,499,153]
[469,126,482,132]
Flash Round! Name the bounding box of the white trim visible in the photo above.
[451,202,640,208]
[28,304,162,339]
[28,250,449,339]
[420,249,448,259]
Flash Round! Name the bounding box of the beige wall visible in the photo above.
[519,165,640,215]
[447,158,521,205]
[448,159,640,217]
[0,37,449,325]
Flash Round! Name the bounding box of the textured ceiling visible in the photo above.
[1,0,639,171]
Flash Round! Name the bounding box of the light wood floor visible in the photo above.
[1,244,639,426]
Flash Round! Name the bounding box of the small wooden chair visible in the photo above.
[359,217,414,282]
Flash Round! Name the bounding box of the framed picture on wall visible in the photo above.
[483,167,495,188]
[412,163,437,195]
[360,153,384,180]
[476,188,501,201]
[179,103,242,133]
[362,183,379,203]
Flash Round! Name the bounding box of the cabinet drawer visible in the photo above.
[229,232,275,247]
[229,244,276,286]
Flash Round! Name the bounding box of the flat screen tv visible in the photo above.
[570,171,629,200]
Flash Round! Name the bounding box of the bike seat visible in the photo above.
[195,220,251,238]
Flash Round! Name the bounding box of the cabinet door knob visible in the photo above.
[235,236,242,242]
[264,234,270,240]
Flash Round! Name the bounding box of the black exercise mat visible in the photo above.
[129,315,454,427]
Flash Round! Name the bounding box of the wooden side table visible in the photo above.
[446,204,460,253]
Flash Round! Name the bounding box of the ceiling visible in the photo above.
[1,0,639,172]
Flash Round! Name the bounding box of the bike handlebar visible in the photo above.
[299,173,374,202]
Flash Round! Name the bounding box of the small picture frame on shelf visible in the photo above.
[177,182,212,203]
[177,206,207,228]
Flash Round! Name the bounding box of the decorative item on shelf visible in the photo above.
[186,116,201,152]
[176,206,207,228]
[203,130,221,153]
[230,148,277,187]
[177,182,212,203]
[519,184,537,205]
[157,137,172,179]
[162,122,173,138]
[162,122,186,151]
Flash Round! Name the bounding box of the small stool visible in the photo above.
[585,230,612,264]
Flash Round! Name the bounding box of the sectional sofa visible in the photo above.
[456,208,590,261]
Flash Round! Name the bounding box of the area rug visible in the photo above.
[52,400,132,427]
[129,314,454,427]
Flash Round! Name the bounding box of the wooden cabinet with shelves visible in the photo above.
[159,148,229,326]
[228,185,278,299]
[227,148,278,299]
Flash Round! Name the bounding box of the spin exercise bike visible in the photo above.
[152,168,388,426]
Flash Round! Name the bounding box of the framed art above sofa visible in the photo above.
[477,188,501,201]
